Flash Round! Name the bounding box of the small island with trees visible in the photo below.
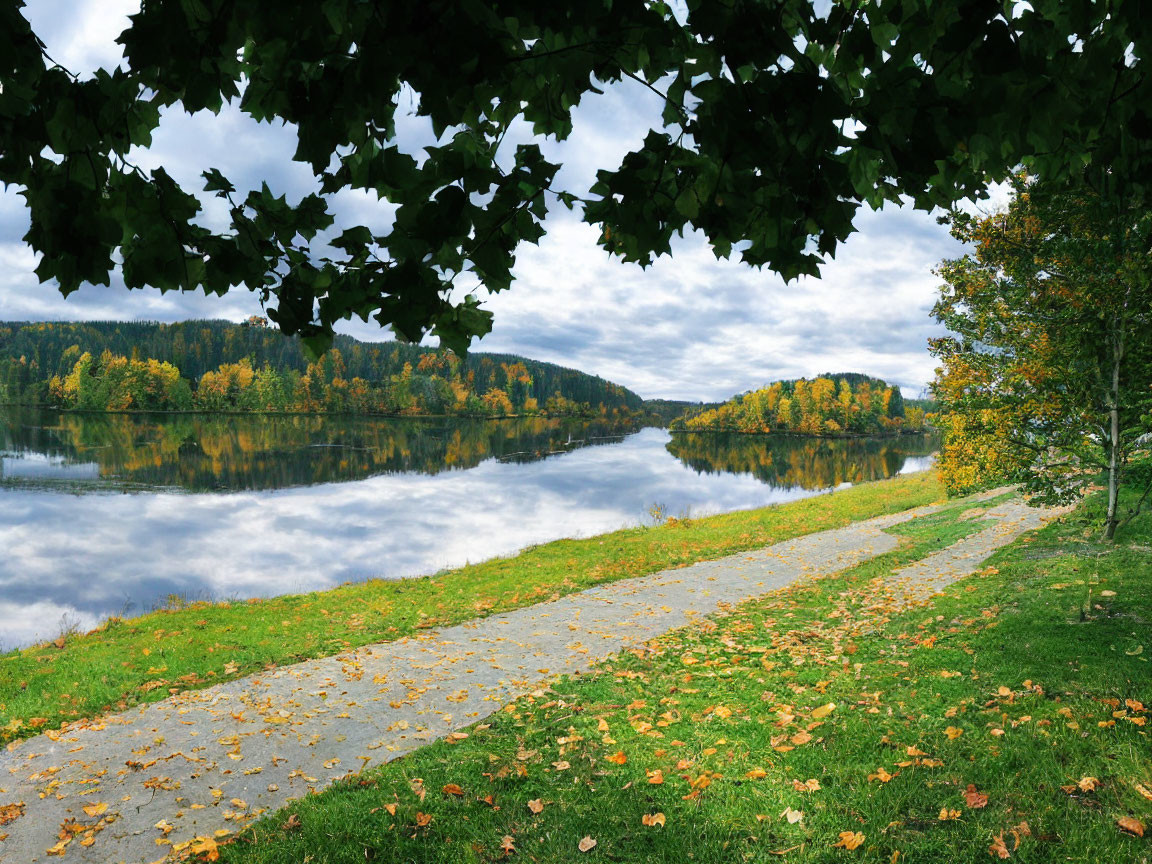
[670,373,928,437]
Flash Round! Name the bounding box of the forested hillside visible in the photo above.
[0,320,643,417]
[671,373,926,436]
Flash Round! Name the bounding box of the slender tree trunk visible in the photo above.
[1103,327,1124,542]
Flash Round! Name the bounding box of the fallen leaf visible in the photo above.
[939,808,961,821]
[1134,782,1152,802]
[944,726,964,740]
[988,833,1011,859]
[832,831,865,850]
[746,768,768,780]
[442,784,465,797]
[1076,776,1100,792]
[606,751,627,765]
[811,703,836,720]
[868,767,894,783]
[552,760,571,771]
[781,806,804,824]
[642,812,666,827]
[527,799,544,815]
[964,785,989,809]
[283,814,302,832]
[501,835,516,855]
[1117,816,1145,837]
[82,802,108,818]
[578,836,597,852]
[647,769,664,785]
[414,812,433,828]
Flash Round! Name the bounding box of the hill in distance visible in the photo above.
[0,319,645,418]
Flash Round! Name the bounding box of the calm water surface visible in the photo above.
[0,408,934,648]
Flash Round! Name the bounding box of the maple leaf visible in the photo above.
[642,812,666,827]
[1117,816,1145,837]
[527,799,544,814]
[578,836,597,852]
[832,831,865,850]
[963,784,989,809]
[988,832,1011,859]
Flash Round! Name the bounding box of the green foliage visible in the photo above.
[0,319,643,417]
[673,373,915,436]
[4,2,1152,346]
[930,177,1152,538]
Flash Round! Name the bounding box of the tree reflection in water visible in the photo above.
[666,431,936,491]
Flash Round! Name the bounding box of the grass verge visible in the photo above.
[1,472,941,745]
[216,490,1150,864]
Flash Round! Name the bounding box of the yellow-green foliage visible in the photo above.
[678,374,917,435]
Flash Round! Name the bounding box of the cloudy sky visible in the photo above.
[2,2,988,402]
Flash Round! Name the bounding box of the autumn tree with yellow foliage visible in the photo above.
[931,177,1152,539]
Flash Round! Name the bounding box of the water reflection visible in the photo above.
[0,408,936,649]
[667,432,937,489]
[0,408,639,492]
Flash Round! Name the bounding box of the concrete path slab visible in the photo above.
[0,493,1060,863]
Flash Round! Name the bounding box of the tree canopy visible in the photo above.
[930,176,1152,539]
[3,1,1151,353]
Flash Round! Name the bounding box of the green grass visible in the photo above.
[0,471,942,745]
[215,488,1151,864]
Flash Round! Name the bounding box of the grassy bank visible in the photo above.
[0,471,941,745]
[216,490,1151,864]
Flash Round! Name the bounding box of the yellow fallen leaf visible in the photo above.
[939,808,961,821]
[1076,776,1100,792]
[641,812,666,827]
[606,751,627,765]
[832,831,865,851]
[527,799,544,814]
[944,726,964,740]
[578,836,597,852]
[82,801,108,818]
[810,702,836,720]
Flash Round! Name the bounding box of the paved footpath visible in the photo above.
[0,492,1062,863]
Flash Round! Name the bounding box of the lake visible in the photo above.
[0,408,935,649]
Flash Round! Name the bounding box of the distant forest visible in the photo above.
[671,373,927,436]
[0,319,644,418]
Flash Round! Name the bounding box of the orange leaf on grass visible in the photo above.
[606,751,627,765]
[963,785,989,809]
[527,799,544,815]
[641,812,666,827]
[442,784,465,797]
[1117,817,1145,837]
[988,833,1011,859]
[832,831,865,850]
